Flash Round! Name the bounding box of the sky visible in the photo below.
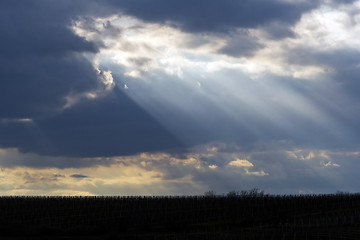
[0,0,360,195]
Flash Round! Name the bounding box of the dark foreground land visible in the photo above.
[1,193,360,239]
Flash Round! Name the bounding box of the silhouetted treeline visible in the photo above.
[1,193,360,239]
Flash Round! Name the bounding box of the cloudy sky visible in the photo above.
[1,0,360,195]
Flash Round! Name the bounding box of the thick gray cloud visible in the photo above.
[218,30,263,57]
[332,0,357,4]
[0,1,101,119]
[0,1,183,157]
[260,21,295,39]
[0,149,113,169]
[0,88,183,157]
[106,0,318,34]
[0,55,101,119]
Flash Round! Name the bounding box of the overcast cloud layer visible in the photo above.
[0,0,359,195]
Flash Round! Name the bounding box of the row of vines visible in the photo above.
[0,194,359,239]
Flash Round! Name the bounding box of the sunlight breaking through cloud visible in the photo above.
[1,0,360,195]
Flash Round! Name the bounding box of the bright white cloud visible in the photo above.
[228,158,269,176]
[98,69,115,89]
[228,159,254,168]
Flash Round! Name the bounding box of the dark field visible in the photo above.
[1,193,360,239]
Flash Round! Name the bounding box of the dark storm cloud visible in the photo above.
[0,55,102,119]
[106,0,319,34]
[261,21,295,39]
[0,1,103,58]
[35,88,183,157]
[331,0,357,4]
[0,1,100,119]
[218,30,263,57]
[0,88,183,158]
[0,1,183,158]
[0,147,115,169]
